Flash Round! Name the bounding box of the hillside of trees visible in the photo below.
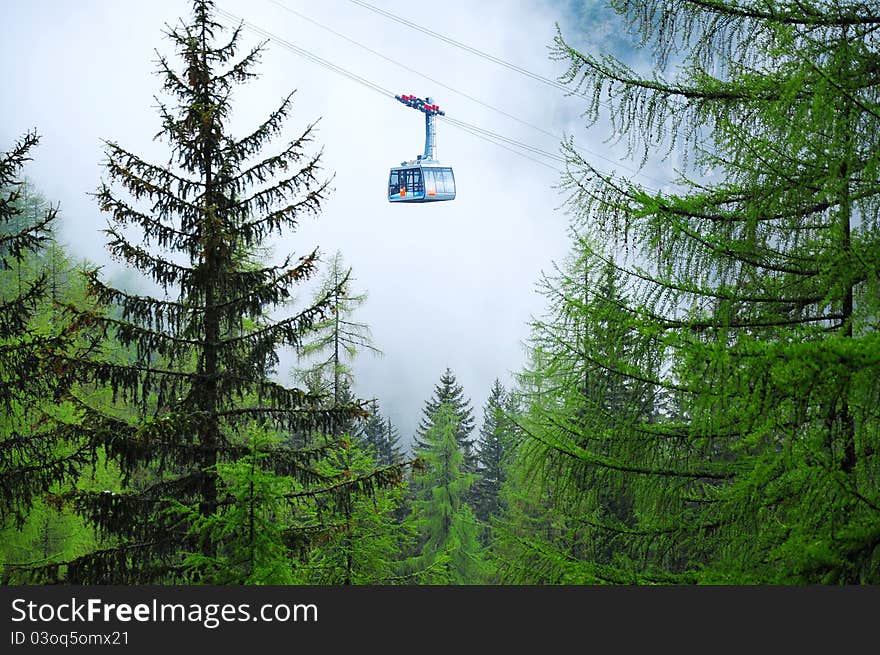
[1,0,878,585]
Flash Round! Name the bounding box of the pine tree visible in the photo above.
[35,1,373,583]
[415,368,476,471]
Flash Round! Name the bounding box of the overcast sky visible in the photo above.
[2,0,672,450]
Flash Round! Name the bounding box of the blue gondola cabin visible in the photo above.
[388,165,455,203]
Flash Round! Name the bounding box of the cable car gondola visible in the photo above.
[388,94,456,203]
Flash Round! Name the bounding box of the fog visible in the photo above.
[2,0,673,450]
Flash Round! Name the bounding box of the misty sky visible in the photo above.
[2,0,672,450]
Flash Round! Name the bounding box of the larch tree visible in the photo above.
[497,239,669,584]
[289,249,405,585]
[297,435,412,585]
[291,249,379,448]
[175,425,297,584]
[509,0,880,583]
[0,132,83,529]
[35,0,383,583]
[294,249,379,409]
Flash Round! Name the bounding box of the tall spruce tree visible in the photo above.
[361,400,403,467]
[415,368,476,471]
[472,379,514,525]
[38,1,378,583]
[503,0,880,583]
[409,403,486,584]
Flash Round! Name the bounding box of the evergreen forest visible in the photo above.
[2,0,879,585]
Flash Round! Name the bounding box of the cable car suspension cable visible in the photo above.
[267,0,562,143]
[441,117,565,162]
[442,122,563,172]
[262,1,666,186]
[217,8,397,99]
[216,7,663,188]
[346,0,584,99]
[217,7,568,170]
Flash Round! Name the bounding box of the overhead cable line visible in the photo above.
[441,117,565,163]
[444,122,563,172]
[346,0,585,98]
[266,0,667,187]
[267,0,562,142]
[216,7,567,171]
[216,7,395,97]
[216,6,665,188]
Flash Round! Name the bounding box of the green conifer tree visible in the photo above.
[298,436,411,585]
[497,242,665,584]
[294,250,378,407]
[504,0,880,583]
[472,379,514,525]
[361,400,403,466]
[409,403,486,584]
[0,133,83,527]
[415,368,476,472]
[35,1,374,583]
[176,426,296,584]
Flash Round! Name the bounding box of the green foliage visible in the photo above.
[497,248,677,584]
[9,0,879,589]
[500,0,880,584]
[294,250,379,404]
[0,133,71,526]
[409,404,489,584]
[472,379,517,525]
[297,435,412,584]
[0,136,103,574]
[36,0,369,583]
[415,368,477,472]
[176,427,296,584]
[360,400,404,467]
